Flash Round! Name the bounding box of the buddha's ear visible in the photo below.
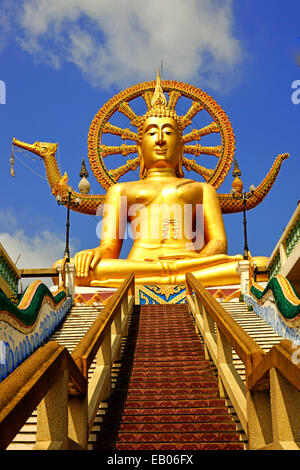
[137,142,142,158]
[176,143,184,178]
[137,143,145,178]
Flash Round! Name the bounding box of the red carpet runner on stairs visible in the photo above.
[93,304,245,450]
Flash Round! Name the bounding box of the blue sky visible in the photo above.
[0,0,299,279]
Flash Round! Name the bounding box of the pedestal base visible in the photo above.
[135,284,242,305]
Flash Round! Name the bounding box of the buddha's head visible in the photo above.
[137,71,184,178]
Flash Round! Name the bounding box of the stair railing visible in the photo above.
[186,272,300,450]
[186,273,265,438]
[0,273,135,450]
[247,339,300,450]
[71,272,135,435]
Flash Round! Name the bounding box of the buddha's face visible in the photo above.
[138,116,182,171]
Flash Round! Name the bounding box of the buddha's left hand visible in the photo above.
[74,247,102,278]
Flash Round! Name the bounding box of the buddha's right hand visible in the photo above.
[74,248,102,278]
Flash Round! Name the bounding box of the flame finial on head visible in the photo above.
[139,68,180,127]
[151,68,167,108]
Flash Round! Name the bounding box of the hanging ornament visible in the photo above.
[10,145,15,177]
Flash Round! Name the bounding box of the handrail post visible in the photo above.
[121,296,129,338]
[87,327,112,431]
[246,386,272,450]
[99,328,112,400]
[237,260,250,296]
[57,262,76,301]
[216,326,232,398]
[246,341,300,449]
[192,294,200,331]
[34,369,69,450]
[128,278,135,312]
[68,393,88,449]
[246,366,300,450]
[185,279,194,309]
[111,305,122,362]
[202,304,216,361]
[270,367,300,449]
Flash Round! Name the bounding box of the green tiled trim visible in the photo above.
[268,252,281,279]
[286,215,300,257]
[0,283,66,326]
[0,255,18,295]
[250,277,300,319]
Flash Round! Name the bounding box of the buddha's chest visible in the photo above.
[125,181,202,208]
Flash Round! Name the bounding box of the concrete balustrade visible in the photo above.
[186,273,262,437]
[267,204,300,293]
[0,273,134,450]
[186,273,300,450]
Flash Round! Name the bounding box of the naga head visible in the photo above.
[12,138,58,158]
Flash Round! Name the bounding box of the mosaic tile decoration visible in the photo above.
[0,294,72,382]
[135,285,187,305]
[245,294,300,345]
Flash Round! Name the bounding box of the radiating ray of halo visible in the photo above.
[182,122,220,143]
[184,144,222,158]
[117,101,142,127]
[100,144,138,157]
[168,90,181,110]
[182,157,214,181]
[180,102,204,129]
[142,91,154,110]
[103,122,139,142]
[108,157,140,182]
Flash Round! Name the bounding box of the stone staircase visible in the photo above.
[90,304,245,450]
[6,299,284,450]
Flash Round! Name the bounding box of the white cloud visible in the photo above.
[0,229,66,269]
[14,0,242,90]
[0,0,14,53]
[0,210,79,288]
[0,209,19,233]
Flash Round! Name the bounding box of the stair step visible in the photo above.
[99,405,232,416]
[105,398,228,410]
[108,442,245,450]
[98,421,239,433]
[97,429,243,440]
[114,379,217,388]
[95,412,236,424]
[110,391,220,400]
[94,430,244,449]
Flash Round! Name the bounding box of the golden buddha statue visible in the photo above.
[12,71,289,288]
[71,72,266,287]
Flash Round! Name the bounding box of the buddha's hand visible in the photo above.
[74,248,102,278]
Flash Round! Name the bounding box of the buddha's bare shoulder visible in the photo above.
[104,181,135,196]
[177,178,216,192]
